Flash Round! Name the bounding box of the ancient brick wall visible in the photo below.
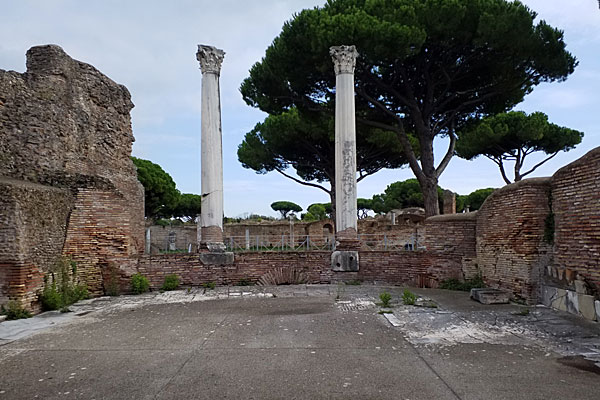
[0,178,72,309]
[475,178,552,302]
[62,189,144,295]
[551,147,600,289]
[0,45,144,309]
[424,213,478,280]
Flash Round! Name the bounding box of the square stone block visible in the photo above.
[199,252,234,265]
[552,289,567,312]
[566,290,579,315]
[331,251,359,272]
[470,288,510,304]
[578,294,597,321]
[542,286,558,307]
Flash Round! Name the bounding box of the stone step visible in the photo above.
[470,288,511,305]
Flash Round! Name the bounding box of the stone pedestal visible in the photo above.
[330,45,360,271]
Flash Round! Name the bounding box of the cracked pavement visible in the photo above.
[0,285,599,399]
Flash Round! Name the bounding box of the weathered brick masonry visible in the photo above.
[475,178,552,302]
[0,45,143,309]
[551,147,600,291]
[130,249,460,291]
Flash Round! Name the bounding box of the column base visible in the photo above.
[331,250,359,272]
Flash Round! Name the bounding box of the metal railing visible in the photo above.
[223,233,420,253]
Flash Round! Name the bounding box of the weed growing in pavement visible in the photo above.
[41,258,89,311]
[402,289,417,306]
[0,301,32,320]
[379,292,392,307]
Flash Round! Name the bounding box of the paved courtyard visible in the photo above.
[1,285,599,399]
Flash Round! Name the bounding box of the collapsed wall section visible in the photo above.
[0,45,144,309]
[475,178,552,303]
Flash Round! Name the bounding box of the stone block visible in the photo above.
[331,251,359,272]
[566,290,579,315]
[552,289,568,311]
[541,286,558,307]
[470,288,510,305]
[574,279,587,295]
[595,300,600,322]
[199,252,234,265]
[0,315,6,323]
[578,294,597,321]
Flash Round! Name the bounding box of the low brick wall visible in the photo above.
[121,247,468,293]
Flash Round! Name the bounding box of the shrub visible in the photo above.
[238,278,252,286]
[202,281,216,290]
[161,274,180,291]
[131,273,150,294]
[379,292,392,307]
[1,301,32,320]
[40,258,89,311]
[402,289,417,305]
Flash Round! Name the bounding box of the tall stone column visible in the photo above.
[196,44,226,253]
[330,45,359,272]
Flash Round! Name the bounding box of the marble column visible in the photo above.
[331,45,359,239]
[330,45,359,271]
[196,44,226,252]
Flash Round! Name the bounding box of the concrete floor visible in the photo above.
[0,285,599,399]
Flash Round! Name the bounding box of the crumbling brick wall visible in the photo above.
[551,147,600,293]
[0,45,144,309]
[475,178,552,302]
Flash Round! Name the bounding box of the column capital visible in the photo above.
[196,45,225,75]
[330,45,358,75]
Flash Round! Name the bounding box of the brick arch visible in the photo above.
[257,267,309,286]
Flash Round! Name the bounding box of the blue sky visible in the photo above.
[1,0,598,217]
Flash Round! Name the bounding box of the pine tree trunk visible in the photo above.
[421,177,440,217]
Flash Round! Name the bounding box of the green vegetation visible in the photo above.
[161,274,180,291]
[456,188,496,212]
[456,111,583,184]
[40,258,89,311]
[345,280,362,286]
[238,109,408,221]
[379,292,392,308]
[202,281,216,290]
[1,301,32,320]
[270,201,303,219]
[131,157,201,221]
[370,179,444,214]
[241,0,576,216]
[402,290,417,306]
[238,278,253,286]
[439,275,485,292]
[131,273,150,294]
[378,310,393,315]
